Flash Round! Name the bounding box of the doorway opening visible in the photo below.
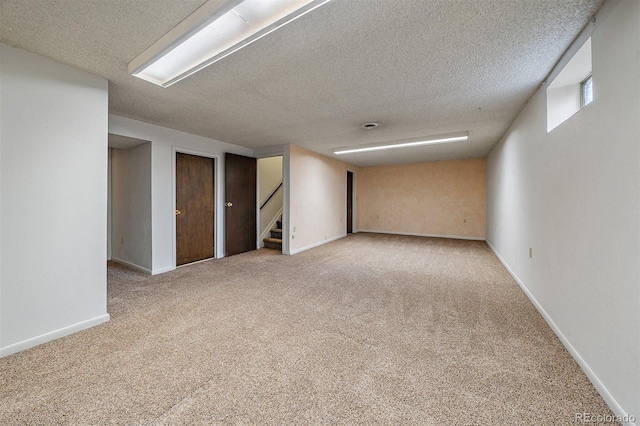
[347,170,354,234]
[258,156,284,252]
[108,134,152,273]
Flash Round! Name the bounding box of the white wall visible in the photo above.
[258,156,283,244]
[0,44,110,356]
[289,144,355,254]
[486,0,639,422]
[108,115,253,274]
[111,143,152,272]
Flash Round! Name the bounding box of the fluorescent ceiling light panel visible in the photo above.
[333,133,469,155]
[129,0,330,87]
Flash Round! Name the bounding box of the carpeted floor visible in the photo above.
[0,233,614,425]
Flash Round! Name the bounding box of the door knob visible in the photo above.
[225,202,233,207]
[176,209,182,215]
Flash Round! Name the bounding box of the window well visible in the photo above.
[546,37,592,132]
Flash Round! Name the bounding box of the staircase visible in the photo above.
[263,218,282,251]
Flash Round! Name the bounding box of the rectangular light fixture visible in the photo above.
[129,0,331,87]
[333,133,469,155]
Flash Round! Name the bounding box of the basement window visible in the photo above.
[581,74,593,107]
[546,37,592,132]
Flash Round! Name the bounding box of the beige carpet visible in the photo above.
[1,233,613,425]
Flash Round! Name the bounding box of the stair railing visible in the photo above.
[260,182,282,210]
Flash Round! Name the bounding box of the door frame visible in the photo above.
[171,147,222,268]
[346,168,357,234]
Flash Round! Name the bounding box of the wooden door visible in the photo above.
[225,153,257,256]
[347,171,354,234]
[176,153,214,265]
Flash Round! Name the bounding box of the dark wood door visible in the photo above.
[225,153,257,256]
[176,153,214,265]
[347,171,354,234]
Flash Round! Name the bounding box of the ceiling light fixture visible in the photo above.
[333,132,469,155]
[129,0,331,87]
[362,122,379,129]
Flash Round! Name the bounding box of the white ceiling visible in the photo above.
[0,0,604,167]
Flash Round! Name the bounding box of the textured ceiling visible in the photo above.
[0,0,604,166]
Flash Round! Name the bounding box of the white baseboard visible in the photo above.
[152,265,176,275]
[358,229,485,241]
[289,234,345,255]
[0,314,110,358]
[486,240,636,426]
[111,257,152,275]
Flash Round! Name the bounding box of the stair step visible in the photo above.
[270,228,282,239]
[263,237,282,251]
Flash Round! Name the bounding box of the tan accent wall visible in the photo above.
[357,158,486,239]
[289,145,356,253]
